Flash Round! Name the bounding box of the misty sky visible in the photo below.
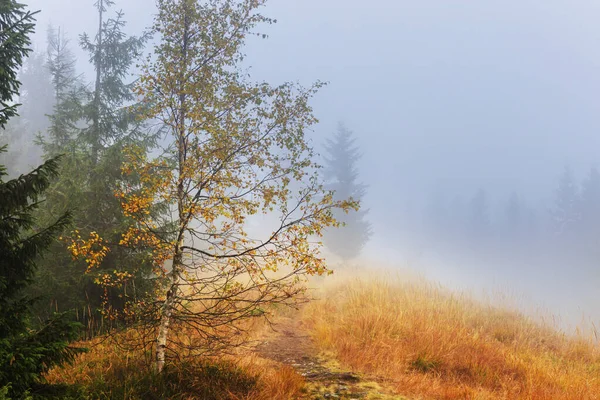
[22,0,600,327]
[26,0,600,206]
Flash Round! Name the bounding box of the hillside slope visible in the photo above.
[303,274,600,399]
[41,271,600,399]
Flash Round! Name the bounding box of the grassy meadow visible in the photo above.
[38,267,600,399]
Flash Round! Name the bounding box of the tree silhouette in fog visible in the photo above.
[551,166,580,236]
[580,167,600,233]
[468,188,489,236]
[323,122,372,261]
[504,191,522,236]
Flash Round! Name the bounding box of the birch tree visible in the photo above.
[71,0,355,373]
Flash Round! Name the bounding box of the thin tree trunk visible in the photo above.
[155,238,183,373]
[55,27,61,102]
[155,2,190,373]
[91,0,103,166]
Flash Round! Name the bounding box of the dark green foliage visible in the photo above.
[0,9,85,394]
[79,6,150,156]
[32,1,157,335]
[40,25,86,154]
[323,123,372,261]
[0,148,84,397]
[0,314,83,397]
[0,1,37,129]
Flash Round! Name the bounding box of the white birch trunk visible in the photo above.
[155,1,190,374]
[155,241,183,373]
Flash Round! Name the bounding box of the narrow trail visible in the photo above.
[254,317,404,400]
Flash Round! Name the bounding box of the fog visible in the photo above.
[10,0,600,332]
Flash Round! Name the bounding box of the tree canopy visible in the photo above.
[69,0,357,373]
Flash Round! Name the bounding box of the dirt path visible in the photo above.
[254,317,404,400]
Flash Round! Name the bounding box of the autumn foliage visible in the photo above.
[66,0,357,373]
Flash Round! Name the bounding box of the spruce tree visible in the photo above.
[323,122,372,261]
[551,166,580,236]
[31,25,92,329]
[580,167,600,233]
[468,188,490,236]
[46,25,78,102]
[0,0,37,128]
[505,192,521,233]
[0,2,82,396]
[44,24,85,151]
[0,50,54,175]
[34,1,156,333]
[19,50,55,135]
[0,149,83,396]
[0,2,43,174]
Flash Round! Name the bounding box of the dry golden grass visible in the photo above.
[42,267,600,399]
[42,327,304,400]
[303,272,600,400]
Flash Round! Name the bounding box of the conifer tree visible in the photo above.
[323,122,372,261]
[0,50,54,175]
[0,0,36,127]
[551,166,580,236]
[504,191,522,237]
[580,167,600,233]
[18,50,55,136]
[0,149,83,396]
[43,24,85,151]
[469,188,490,236]
[0,3,48,174]
[34,1,154,333]
[0,2,82,396]
[31,25,92,328]
[46,25,78,102]
[505,192,520,229]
